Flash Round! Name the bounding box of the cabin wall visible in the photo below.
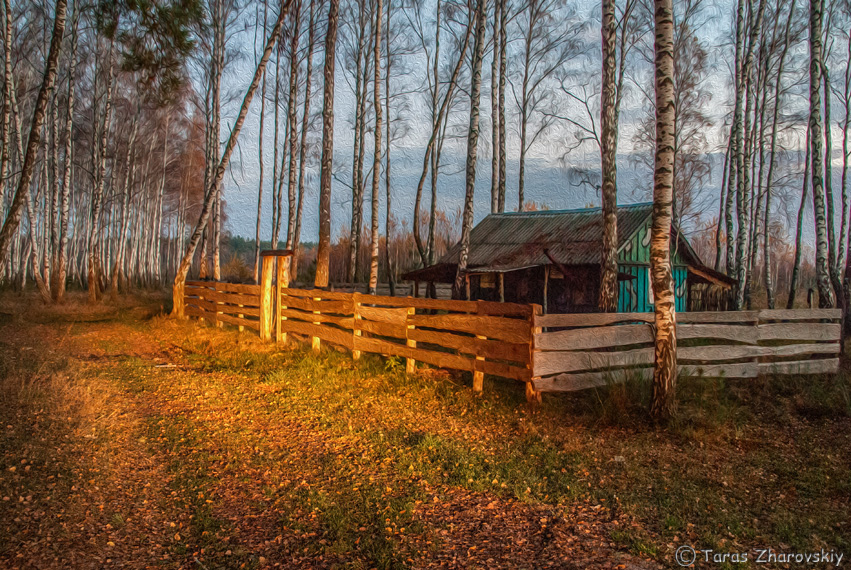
[618,264,687,312]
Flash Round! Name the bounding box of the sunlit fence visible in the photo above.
[179,266,842,401]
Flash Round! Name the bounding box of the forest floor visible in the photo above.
[0,291,849,569]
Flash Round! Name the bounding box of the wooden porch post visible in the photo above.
[542,266,549,315]
[499,273,505,303]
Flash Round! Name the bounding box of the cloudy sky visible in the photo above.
[208,0,843,250]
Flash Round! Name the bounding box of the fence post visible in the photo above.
[312,295,322,353]
[259,256,275,341]
[473,301,485,392]
[526,304,542,404]
[197,286,205,324]
[352,293,362,360]
[406,306,417,374]
[238,303,244,332]
[215,288,223,328]
[276,255,289,343]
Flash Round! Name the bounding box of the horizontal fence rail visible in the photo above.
[184,281,262,331]
[531,309,843,392]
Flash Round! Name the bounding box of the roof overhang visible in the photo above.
[688,264,736,289]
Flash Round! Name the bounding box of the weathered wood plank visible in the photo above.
[679,362,759,378]
[678,311,760,323]
[217,305,261,317]
[408,328,530,363]
[679,344,762,361]
[758,308,842,322]
[280,320,353,349]
[279,308,353,328]
[185,298,217,313]
[200,290,262,307]
[279,295,352,314]
[534,324,652,351]
[534,312,654,328]
[353,335,415,360]
[357,319,407,339]
[532,347,654,376]
[357,305,408,325]
[355,293,531,316]
[473,358,530,382]
[535,361,764,391]
[215,312,260,330]
[758,358,840,375]
[759,323,841,342]
[409,314,531,344]
[534,368,653,392]
[277,287,355,301]
[762,342,841,358]
[677,323,757,344]
[186,281,261,295]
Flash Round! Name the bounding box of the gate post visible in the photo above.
[259,255,275,341]
[526,304,542,404]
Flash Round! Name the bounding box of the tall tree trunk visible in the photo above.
[823,64,841,299]
[55,4,77,303]
[497,0,507,213]
[383,0,394,295]
[349,6,367,283]
[809,0,833,307]
[763,0,795,309]
[454,0,487,296]
[368,0,383,294]
[649,0,677,422]
[173,0,294,315]
[787,134,810,308]
[598,0,619,312]
[211,0,225,282]
[315,0,340,288]
[285,0,301,251]
[0,0,67,270]
[490,0,500,214]
[254,2,269,283]
[293,0,317,281]
[716,134,732,271]
[88,40,116,303]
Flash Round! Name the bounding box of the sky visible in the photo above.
[208,0,846,257]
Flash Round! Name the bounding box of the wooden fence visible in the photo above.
[181,276,842,401]
[184,281,262,331]
[277,288,533,390]
[531,309,842,392]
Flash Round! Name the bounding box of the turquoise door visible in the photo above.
[618,265,687,313]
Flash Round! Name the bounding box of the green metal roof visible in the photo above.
[436,202,693,272]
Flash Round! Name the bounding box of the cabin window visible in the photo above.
[480,274,496,289]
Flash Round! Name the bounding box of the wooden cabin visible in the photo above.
[402,203,735,313]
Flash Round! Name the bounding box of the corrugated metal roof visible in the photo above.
[438,202,661,272]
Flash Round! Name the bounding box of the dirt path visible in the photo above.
[1,299,661,569]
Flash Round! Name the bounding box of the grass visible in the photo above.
[1,291,850,568]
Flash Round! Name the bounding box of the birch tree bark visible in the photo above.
[0,0,67,272]
[315,0,340,288]
[809,0,834,308]
[368,0,383,294]
[649,0,677,422]
[454,0,487,297]
[598,0,619,312]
